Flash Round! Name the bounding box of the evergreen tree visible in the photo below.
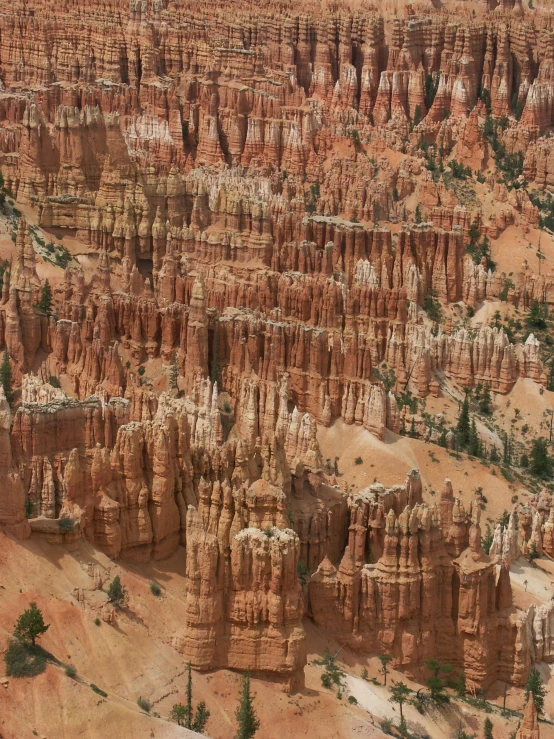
[192,702,210,733]
[107,575,128,609]
[186,661,193,728]
[235,673,260,739]
[455,670,466,697]
[457,394,470,447]
[530,438,553,479]
[170,704,188,727]
[524,667,546,715]
[424,659,452,704]
[483,717,494,739]
[527,299,547,329]
[479,385,492,415]
[14,602,49,647]
[378,653,393,686]
[548,360,554,392]
[409,417,417,438]
[503,431,512,466]
[389,681,411,727]
[37,280,53,315]
[469,417,481,457]
[0,349,12,403]
[171,663,210,732]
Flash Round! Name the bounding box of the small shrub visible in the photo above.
[223,400,232,413]
[380,718,394,736]
[4,640,47,678]
[138,366,146,376]
[91,684,108,698]
[137,696,151,712]
[48,375,61,388]
[348,695,357,705]
[321,672,333,689]
[94,617,101,626]
[150,581,162,597]
[263,525,274,538]
[361,668,369,681]
[65,664,77,678]
[354,456,363,465]
[58,514,74,533]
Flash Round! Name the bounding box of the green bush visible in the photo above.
[91,684,108,697]
[150,582,162,597]
[58,515,74,533]
[137,696,151,712]
[65,664,77,678]
[94,617,101,626]
[354,457,363,465]
[4,640,47,678]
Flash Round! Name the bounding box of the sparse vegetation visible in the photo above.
[137,696,151,712]
[65,664,77,678]
[58,514,74,533]
[4,640,47,678]
[13,602,49,647]
[150,581,162,597]
[235,673,260,739]
[524,666,546,715]
[378,653,393,686]
[316,649,346,694]
[0,349,13,403]
[107,575,128,609]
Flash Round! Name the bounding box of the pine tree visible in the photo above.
[524,667,546,715]
[503,431,511,466]
[469,418,481,457]
[424,659,452,704]
[479,385,492,415]
[0,349,13,403]
[483,717,494,739]
[170,704,188,727]
[37,280,53,315]
[107,575,128,609]
[171,664,210,732]
[527,299,547,329]
[530,438,553,479]
[235,673,260,739]
[457,394,470,448]
[378,653,393,686]
[186,661,193,728]
[389,681,411,727]
[14,602,49,647]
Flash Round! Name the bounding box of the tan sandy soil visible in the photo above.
[492,225,554,277]
[318,418,520,523]
[0,532,385,739]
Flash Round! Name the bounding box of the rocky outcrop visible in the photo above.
[516,692,540,739]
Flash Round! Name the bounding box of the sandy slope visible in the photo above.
[318,417,522,521]
[0,533,384,739]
